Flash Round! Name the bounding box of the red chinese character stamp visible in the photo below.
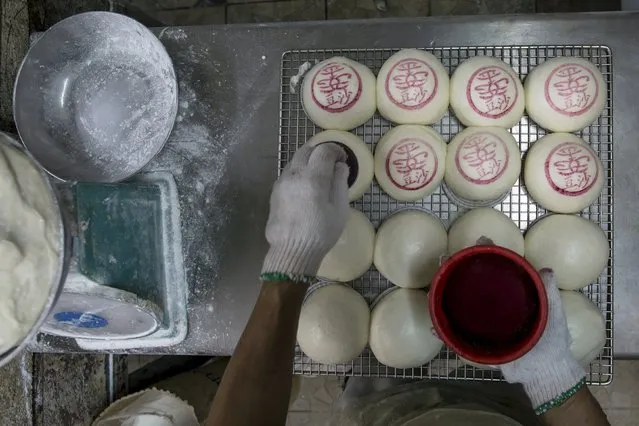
[544,142,599,196]
[455,132,510,185]
[466,66,519,119]
[544,63,599,117]
[311,61,362,113]
[384,58,438,110]
[385,138,438,190]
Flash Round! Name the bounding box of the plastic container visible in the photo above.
[429,245,547,365]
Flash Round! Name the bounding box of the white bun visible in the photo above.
[306,130,374,201]
[560,290,606,366]
[525,214,608,290]
[374,210,447,288]
[450,56,524,128]
[302,57,376,130]
[445,127,521,201]
[318,208,375,282]
[370,288,443,368]
[524,133,604,213]
[377,49,449,125]
[297,284,369,364]
[525,57,606,133]
[374,125,446,201]
[448,207,524,255]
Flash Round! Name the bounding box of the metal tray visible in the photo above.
[279,46,613,385]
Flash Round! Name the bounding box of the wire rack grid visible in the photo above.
[279,46,613,384]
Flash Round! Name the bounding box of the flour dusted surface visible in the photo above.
[0,144,60,353]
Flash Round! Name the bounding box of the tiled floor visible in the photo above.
[286,360,639,425]
[127,0,620,26]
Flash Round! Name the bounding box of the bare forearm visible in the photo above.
[541,388,609,426]
[207,281,306,426]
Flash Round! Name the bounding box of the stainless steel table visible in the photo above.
[31,12,639,358]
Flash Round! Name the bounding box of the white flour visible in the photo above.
[0,143,61,353]
[290,61,313,94]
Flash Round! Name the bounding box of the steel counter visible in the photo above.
[31,12,639,358]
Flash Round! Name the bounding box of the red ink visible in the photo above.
[385,137,438,190]
[442,253,539,346]
[544,141,599,196]
[384,58,438,110]
[466,66,518,119]
[544,63,599,117]
[311,61,363,113]
[454,132,509,185]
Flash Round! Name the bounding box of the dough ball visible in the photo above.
[370,288,443,368]
[525,214,608,290]
[318,208,375,282]
[302,57,376,130]
[374,125,446,201]
[524,133,604,213]
[458,356,498,370]
[450,56,525,128]
[560,290,606,366]
[377,49,449,125]
[445,127,521,201]
[306,130,374,201]
[297,284,369,364]
[448,208,524,255]
[525,57,606,133]
[374,210,447,288]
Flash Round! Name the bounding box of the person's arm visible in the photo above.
[500,269,610,426]
[207,143,349,426]
[542,387,608,426]
[206,281,306,426]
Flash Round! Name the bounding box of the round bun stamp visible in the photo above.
[455,130,510,186]
[311,61,362,113]
[544,62,600,118]
[385,58,438,110]
[544,141,600,197]
[466,65,520,119]
[385,137,439,191]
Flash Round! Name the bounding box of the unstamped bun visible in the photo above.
[525,214,608,290]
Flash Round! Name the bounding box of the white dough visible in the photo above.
[448,207,524,255]
[0,141,61,353]
[525,57,606,133]
[374,210,447,288]
[524,133,604,213]
[450,56,525,128]
[377,49,450,125]
[297,284,369,364]
[525,214,608,290]
[374,125,446,201]
[560,290,606,367]
[318,208,375,282]
[302,57,376,130]
[306,130,374,201]
[370,288,443,369]
[445,127,521,201]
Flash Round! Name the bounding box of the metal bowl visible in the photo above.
[0,132,70,368]
[13,12,178,182]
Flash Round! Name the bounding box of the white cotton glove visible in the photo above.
[500,269,586,415]
[261,143,349,283]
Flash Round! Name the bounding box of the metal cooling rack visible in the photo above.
[280,46,613,385]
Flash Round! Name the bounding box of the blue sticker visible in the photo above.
[54,311,108,329]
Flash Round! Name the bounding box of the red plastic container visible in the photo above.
[429,245,548,365]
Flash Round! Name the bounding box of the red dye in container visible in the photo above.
[430,245,547,365]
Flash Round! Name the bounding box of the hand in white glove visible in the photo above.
[261,143,349,284]
[500,269,585,415]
